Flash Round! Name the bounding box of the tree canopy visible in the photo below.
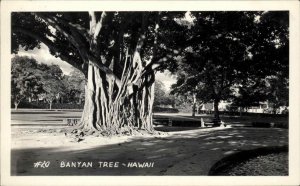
[170,11,289,120]
[12,12,185,78]
[11,56,44,109]
[11,11,289,135]
[63,67,86,104]
[11,56,68,108]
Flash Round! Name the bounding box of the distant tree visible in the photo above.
[40,64,65,109]
[11,72,44,109]
[11,56,44,109]
[63,67,86,104]
[171,93,198,114]
[170,70,220,117]
[154,80,167,106]
[232,73,289,114]
[47,64,64,80]
[265,74,289,114]
[154,80,176,108]
[42,78,65,109]
[10,58,109,109]
[231,78,268,114]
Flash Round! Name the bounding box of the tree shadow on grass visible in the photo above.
[154,126,204,132]
[11,127,288,176]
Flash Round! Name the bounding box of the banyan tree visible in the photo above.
[12,12,186,136]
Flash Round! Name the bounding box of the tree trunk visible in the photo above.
[192,93,196,117]
[213,99,221,126]
[197,104,201,114]
[49,101,52,110]
[77,62,156,136]
[69,12,156,137]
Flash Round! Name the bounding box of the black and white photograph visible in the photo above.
[1,1,300,186]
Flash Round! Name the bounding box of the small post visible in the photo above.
[168,118,172,126]
[200,118,205,127]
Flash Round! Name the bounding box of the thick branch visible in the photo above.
[128,13,150,86]
[35,13,121,87]
[140,13,162,77]
[133,13,149,66]
[146,12,161,66]
[172,75,197,93]
[13,26,83,71]
[35,13,87,52]
[51,15,90,41]
[90,12,107,40]
[89,11,107,45]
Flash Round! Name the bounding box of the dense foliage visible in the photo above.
[170,11,289,120]
[11,56,86,109]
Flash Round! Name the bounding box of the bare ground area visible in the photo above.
[11,125,288,175]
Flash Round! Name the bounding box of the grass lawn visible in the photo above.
[11,109,288,128]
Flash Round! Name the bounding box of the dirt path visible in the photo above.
[11,126,288,175]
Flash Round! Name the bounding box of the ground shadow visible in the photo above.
[154,126,207,132]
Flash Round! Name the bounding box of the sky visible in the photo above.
[156,71,177,91]
[16,43,177,91]
[16,44,74,75]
